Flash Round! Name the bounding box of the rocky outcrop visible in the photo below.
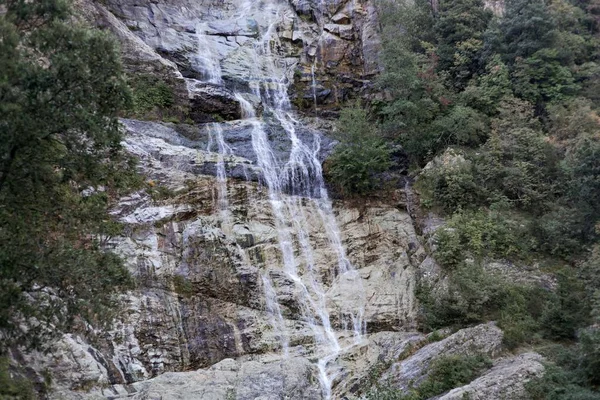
[379,323,504,391]
[186,80,242,122]
[75,0,189,110]
[331,331,425,398]
[434,353,544,400]
[484,0,505,16]
[130,357,323,400]
[79,0,382,115]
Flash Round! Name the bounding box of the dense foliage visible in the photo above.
[359,0,600,396]
[0,0,138,349]
[326,104,392,194]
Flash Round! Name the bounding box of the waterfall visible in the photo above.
[192,2,366,398]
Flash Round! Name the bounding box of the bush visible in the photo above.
[580,327,600,386]
[0,358,36,399]
[526,342,600,400]
[416,354,492,398]
[540,272,590,340]
[530,206,588,257]
[418,263,509,329]
[128,74,176,120]
[326,105,392,195]
[434,210,530,269]
[419,156,481,212]
[498,285,548,350]
[526,364,600,400]
[475,125,561,212]
[429,106,490,148]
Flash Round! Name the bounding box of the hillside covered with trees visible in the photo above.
[327,0,600,398]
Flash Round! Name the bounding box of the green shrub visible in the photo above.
[526,364,600,400]
[0,358,36,400]
[128,75,176,120]
[474,125,561,212]
[417,354,492,398]
[540,272,590,340]
[530,206,589,257]
[434,210,530,269]
[429,106,490,148]
[172,275,195,298]
[326,104,392,195]
[497,285,548,350]
[526,341,600,400]
[580,327,600,386]
[418,263,509,329]
[418,157,480,212]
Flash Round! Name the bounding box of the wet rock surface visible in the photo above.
[80,0,382,114]
[15,119,424,399]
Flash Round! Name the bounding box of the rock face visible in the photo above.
[130,357,323,400]
[80,0,381,116]
[380,323,504,391]
[15,118,423,399]
[434,353,544,400]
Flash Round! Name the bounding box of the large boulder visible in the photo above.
[129,357,323,400]
[434,353,544,400]
[380,322,504,391]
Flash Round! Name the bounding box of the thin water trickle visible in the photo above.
[206,124,233,230]
[311,62,318,116]
[262,273,290,356]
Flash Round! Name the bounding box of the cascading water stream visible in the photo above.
[193,2,366,398]
[235,3,366,397]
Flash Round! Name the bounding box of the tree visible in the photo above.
[564,134,600,239]
[461,55,512,115]
[512,49,579,106]
[0,0,137,346]
[434,0,492,89]
[474,98,560,211]
[326,105,392,194]
[376,0,452,163]
[496,0,557,63]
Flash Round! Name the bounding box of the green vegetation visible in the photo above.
[367,354,492,400]
[433,209,531,268]
[0,357,36,399]
[172,275,195,298]
[0,0,138,351]
[326,104,392,195]
[526,339,600,399]
[352,0,600,395]
[127,74,179,121]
